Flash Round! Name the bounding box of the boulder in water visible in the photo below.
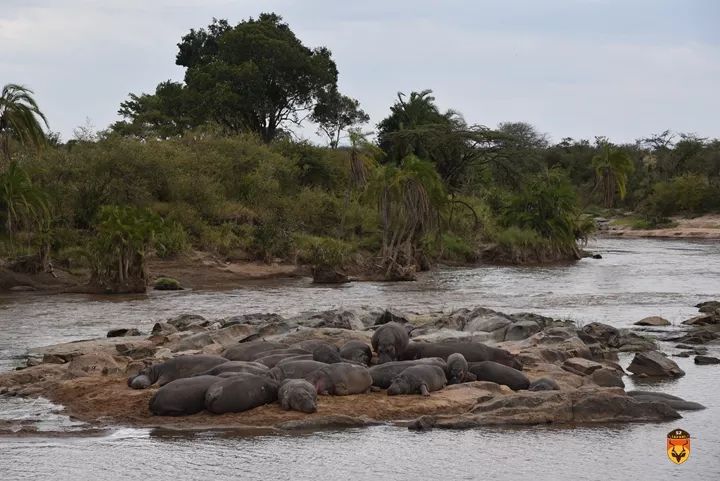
[627,351,685,378]
[634,316,670,327]
[694,355,720,365]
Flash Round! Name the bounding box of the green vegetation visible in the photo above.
[2,12,719,291]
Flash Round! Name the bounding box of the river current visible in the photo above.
[0,238,718,480]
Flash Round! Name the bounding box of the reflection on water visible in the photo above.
[0,238,718,480]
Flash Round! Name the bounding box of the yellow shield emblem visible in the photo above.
[667,429,691,464]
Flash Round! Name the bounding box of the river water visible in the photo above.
[0,238,718,480]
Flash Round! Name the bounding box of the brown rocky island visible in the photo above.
[2,304,715,434]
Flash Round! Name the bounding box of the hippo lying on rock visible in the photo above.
[222,341,287,361]
[129,355,227,389]
[528,377,560,391]
[253,349,313,368]
[197,361,270,377]
[372,322,409,364]
[446,353,475,384]
[204,373,279,414]
[399,342,522,370]
[149,375,221,416]
[269,360,329,381]
[387,365,447,396]
[279,379,318,413]
[305,363,373,395]
[340,340,372,365]
[467,361,529,391]
[369,358,447,388]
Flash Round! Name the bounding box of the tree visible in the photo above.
[177,14,338,142]
[0,84,48,164]
[89,206,163,293]
[377,90,503,190]
[112,81,201,139]
[311,87,369,148]
[367,155,446,279]
[0,161,49,235]
[592,142,635,208]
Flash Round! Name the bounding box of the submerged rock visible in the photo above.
[694,355,720,365]
[627,351,685,378]
[634,316,670,327]
[107,328,142,338]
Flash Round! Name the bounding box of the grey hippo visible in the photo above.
[196,360,270,377]
[372,322,410,364]
[467,361,529,391]
[387,365,447,396]
[446,353,475,384]
[269,360,329,381]
[369,358,447,389]
[528,377,560,391]
[399,342,522,370]
[204,373,279,414]
[305,362,373,395]
[339,340,372,365]
[128,355,227,389]
[222,341,287,361]
[149,375,220,416]
[278,379,318,413]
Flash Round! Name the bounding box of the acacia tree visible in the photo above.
[311,87,369,148]
[592,142,635,208]
[0,84,48,164]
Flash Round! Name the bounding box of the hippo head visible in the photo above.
[447,367,464,385]
[386,376,410,396]
[496,350,523,371]
[291,391,318,413]
[376,345,396,364]
[128,373,152,389]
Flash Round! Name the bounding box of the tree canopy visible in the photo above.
[0,84,48,162]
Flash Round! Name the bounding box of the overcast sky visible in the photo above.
[2,0,718,144]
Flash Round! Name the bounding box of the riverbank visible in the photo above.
[2,304,715,435]
[604,214,720,240]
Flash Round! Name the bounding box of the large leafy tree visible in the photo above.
[178,14,338,142]
[0,84,48,163]
[592,141,635,208]
[377,90,503,191]
[311,87,369,148]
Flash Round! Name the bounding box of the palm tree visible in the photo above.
[0,84,49,164]
[367,155,446,279]
[0,161,49,235]
[592,143,635,208]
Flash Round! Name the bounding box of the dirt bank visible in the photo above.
[606,214,720,240]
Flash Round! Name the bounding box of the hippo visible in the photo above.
[269,360,329,381]
[204,373,279,414]
[149,375,220,416]
[197,361,270,377]
[128,355,228,389]
[369,358,448,389]
[387,365,447,396]
[372,322,410,364]
[467,361,529,391]
[626,390,706,411]
[528,377,560,391]
[305,362,373,395]
[399,342,522,370]
[278,379,318,413]
[249,348,310,361]
[312,344,344,364]
[222,341,287,361]
[446,353,473,384]
[254,352,313,368]
[339,340,372,365]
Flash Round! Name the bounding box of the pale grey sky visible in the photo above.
[1,0,718,144]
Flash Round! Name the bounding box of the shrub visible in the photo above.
[642,174,720,217]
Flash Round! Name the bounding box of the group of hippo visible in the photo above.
[127,322,549,416]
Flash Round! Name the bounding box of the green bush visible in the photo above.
[642,174,720,217]
[295,235,351,267]
[155,221,189,258]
